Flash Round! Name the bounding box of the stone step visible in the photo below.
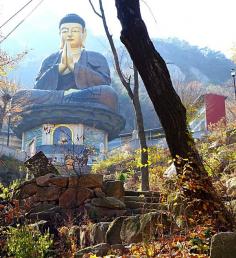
[124,190,160,198]
[124,196,160,203]
[124,201,165,210]
[126,208,161,216]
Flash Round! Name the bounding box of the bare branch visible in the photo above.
[98,0,133,99]
[140,0,158,24]
[88,0,102,18]
[133,65,139,98]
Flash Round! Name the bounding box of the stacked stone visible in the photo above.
[16,174,126,223]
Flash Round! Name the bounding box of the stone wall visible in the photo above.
[16,174,126,223]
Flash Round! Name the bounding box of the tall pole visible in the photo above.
[231,69,236,100]
[233,75,236,100]
[7,114,11,146]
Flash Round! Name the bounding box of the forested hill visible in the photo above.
[153,38,234,84]
[6,37,234,132]
[8,37,234,88]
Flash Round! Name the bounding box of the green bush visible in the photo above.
[0,179,21,201]
[7,225,53,258]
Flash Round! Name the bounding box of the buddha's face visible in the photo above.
[59,22,86,49]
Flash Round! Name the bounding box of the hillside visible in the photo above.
[155,38,234,84]
[6,37,234,132]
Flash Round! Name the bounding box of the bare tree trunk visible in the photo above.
[115,0,233,230]
[89,0,149,190]
[0,101,8,130]
[133,65,149,191]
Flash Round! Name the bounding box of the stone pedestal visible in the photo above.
[12,103,125,163]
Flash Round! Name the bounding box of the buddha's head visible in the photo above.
[59,13,87,49]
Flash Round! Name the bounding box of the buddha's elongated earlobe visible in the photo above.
[59,32,64,49]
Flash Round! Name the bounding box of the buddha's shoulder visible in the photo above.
[84,50,108,64]
[42,51,60,63]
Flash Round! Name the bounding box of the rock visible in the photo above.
[229,200,236,215]
[210,232,236,258]
[80,225,91,248]
[90,222,110,245]
[75,243,110,257]
[120,215,142,244]
[106,216,127,245]
[76,188,94,206]
[36,173,55,186]
[85,203,127,220]
[24,151,59,177]
[226,177,236,197]
[29,220,59,237]
[59,188,77,208]
[36,185,61,202]
[120,212,170,244]
[18,181,38,199]
[68,174,103,188]
[94,188,106,198]
[103,180,125,200]
[27,209,64,225]
[48,176,68,187]
[29,202,58,213]
[59,188,93,208]
[69,225,81,246]
[91,197,126,209]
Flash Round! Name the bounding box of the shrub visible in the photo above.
[7,225,53,258]
[0,179,21,201]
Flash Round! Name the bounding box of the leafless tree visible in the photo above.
[89,0,149,190]
[115,0,233,230]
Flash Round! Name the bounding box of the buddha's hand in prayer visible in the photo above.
[59,41,74,74]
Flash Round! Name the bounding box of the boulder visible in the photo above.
[210,232,236,258]
[69,225,81,246]
[94,188,106,198]
[80,225,91,248]
[120,212,169,244]
[29,202,58,213]
[229,200,236,215]
[59,188,94,208]
[27,208,64,225]
[90,222,110,245]
[18,181,38,199]
[29,220,58,236]
[68,175,103,188]
[59,188,77,209]
[76,188,94,206]
[91,197,126,209]
[120,215,142,244]
[75,243,110,257]
[85,203,126,220]
[106,216,127,245]
[103,180,125,200]
[24,151,59,177]
[48,176,68,188]
[36,173,55,186]
[36,185,61,202]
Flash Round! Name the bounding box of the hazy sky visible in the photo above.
[0,0,235,57]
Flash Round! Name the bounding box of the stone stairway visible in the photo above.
[124,190,166,216]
